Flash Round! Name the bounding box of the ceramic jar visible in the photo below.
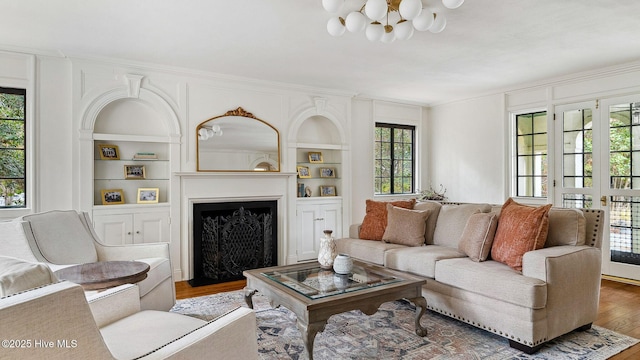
[333,253,353,274]
[317,230,337,270]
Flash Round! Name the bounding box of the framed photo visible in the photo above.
[137,187,159,204]
[98,144,120,160]
[308,151,323,163]
[320,167,336,178]
[297,165,311,178]
[101,189,125,205]
[320,185,337,197]
[124,165,146,179]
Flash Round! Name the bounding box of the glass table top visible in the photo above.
[261,262,402,300]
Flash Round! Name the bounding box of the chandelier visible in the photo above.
[322,0,464,42]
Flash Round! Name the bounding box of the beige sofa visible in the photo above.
[336,200,604,353]
[0,210,175,311]
[0,256,259,359]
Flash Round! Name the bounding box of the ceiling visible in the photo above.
[1,0,640,105]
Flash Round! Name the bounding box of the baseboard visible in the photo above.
[602,274,640,286]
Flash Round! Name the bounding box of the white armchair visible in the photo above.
[0,280,259,359]
[0,210,175,310]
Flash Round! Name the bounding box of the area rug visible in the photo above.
[171,291,638,359]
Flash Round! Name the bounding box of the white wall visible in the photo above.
[427,94,506,204]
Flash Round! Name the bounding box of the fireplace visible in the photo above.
[189,200,278,286]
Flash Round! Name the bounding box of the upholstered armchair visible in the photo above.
[0,256,259,360]
[1,210,175,311]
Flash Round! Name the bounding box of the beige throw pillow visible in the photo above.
[382,204,430,246]
[458,212,499,262]
[0,256,58,297]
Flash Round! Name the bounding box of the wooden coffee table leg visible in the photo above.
[296,318,327,360]
[243,287,257,309]
[408,296,428,337]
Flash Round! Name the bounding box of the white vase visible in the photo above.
[318,230,337,270]
[333,253,353,274]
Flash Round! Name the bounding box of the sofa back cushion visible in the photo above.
[0,221,40,263]
[0,256,58,297]
[433,203,492,248]
[22,210,98,265]
[359,199,416,240]
[413,201,442,245]
[546,208,586,247]
[382,204,430,246]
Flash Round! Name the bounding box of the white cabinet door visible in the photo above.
[133,211,170,244]
[93,214,134,245]
[296,199,342,262]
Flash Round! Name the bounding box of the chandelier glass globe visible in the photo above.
[399,0,422,20]
[412,10,434,31]
[395,20,414,40]
[345,11,367,32]
[429,13,447,33]
[364,0,388,21]
[327,17,346,37]
[365,22,384,42]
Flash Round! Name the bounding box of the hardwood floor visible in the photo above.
[175,278,640,358]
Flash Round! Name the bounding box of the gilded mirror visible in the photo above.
[196,107,280,172]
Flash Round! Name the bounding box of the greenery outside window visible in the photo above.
[375,123,415,195]
[0,87,26,208]
[515,111,548,197]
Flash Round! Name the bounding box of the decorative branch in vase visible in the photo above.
[418,184,447,201]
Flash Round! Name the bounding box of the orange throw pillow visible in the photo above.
[490,198,552,271]
[359,199,416,240]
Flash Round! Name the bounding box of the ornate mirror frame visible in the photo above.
[196,107,281,172]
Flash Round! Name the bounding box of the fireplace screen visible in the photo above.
[190,200,277,286]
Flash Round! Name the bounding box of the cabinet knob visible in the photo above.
[314,218,324,221]
[127,232,132,235]
[136,231,141,234]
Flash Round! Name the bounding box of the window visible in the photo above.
[374,123,415,195]
[0,87,26,208]
[515,111,547,197]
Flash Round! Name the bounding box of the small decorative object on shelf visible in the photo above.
[137,188,159,204]
[98,144,120,160]
[133,152,157,160]
[320,185,337,197]
[418,183,447,201]
[304,186,312,197]
[320,167,336,178]
[318,230,337,269]
[333,253,353,274]
[297,183,306,197]
[308,151,323,163]
[297,165,311,178]
[101,189,124,205]
[124,165,146,179]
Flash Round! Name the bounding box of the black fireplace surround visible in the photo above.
[189,200,277,287]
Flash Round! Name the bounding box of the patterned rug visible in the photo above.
[171,290,638,359]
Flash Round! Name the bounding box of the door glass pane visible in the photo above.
[563,108,593,188]
[562,193,593,208]
[609,196,640,265]
[609,102,640,190]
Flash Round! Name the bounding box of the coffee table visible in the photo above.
[54,261,150,291]
[243,260,427,360]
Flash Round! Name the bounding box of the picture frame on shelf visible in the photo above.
[124,165,146,179]
[320,185,337,197]
[297,165,311,178]
[319,167,336,178]
[308,151,323,163]
[137,188,159,204]
[98,144,120,160]
[101,189,125,205]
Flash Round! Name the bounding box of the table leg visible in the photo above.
[408,296,428,337]
[244,287,257,309]
[296,318,327,360]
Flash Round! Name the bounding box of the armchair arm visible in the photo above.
[138,307,259,360]
[87,284,141,328]
[95,242,170,261]
[522,245,602,338]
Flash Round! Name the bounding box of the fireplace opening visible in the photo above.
[189,200,277,287]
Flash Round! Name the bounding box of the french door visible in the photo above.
[555,96,640,281]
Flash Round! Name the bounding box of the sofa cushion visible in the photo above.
[335,238,406,265]
[546,208,586,247]
[432,203,492,248]
[491,198,552,271]
[458,212,499,262]
[384,245,466,278]
[382,204,430,246]
[434,257,547,309]
[22,210,98,264]
[0,256,58,297]
[0,220,40,263]
[414,201,442,245]
[359,199,415,240]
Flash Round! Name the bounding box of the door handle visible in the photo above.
[601,196,607,206]
[314,218,324,221]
